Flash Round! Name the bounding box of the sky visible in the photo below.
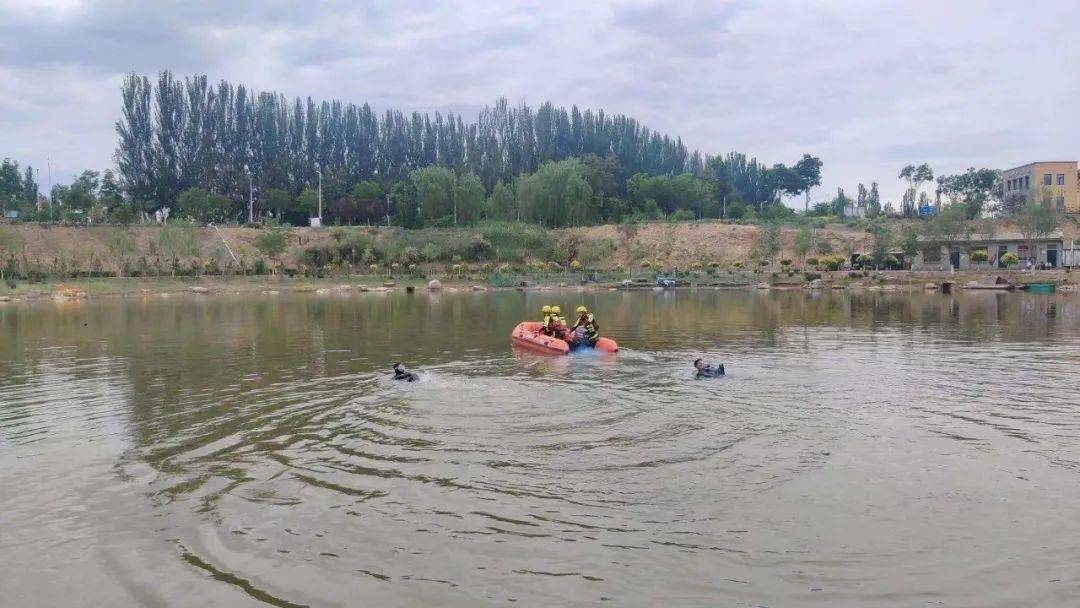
[2,0,1079,206]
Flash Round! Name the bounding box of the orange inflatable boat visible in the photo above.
[510,322,618,355]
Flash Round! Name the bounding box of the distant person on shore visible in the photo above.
[392,363,419,382]
[694,359,725,378]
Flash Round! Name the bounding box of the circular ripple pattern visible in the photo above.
[2,290,1080,607]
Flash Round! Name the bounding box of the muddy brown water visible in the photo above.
[2,289,1080,607]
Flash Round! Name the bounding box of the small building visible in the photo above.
[1002,161,1079,213]
[914,231,1067,270]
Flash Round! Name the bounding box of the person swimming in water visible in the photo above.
[693,358,725,378]
[392,362,419,382]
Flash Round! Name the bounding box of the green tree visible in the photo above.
[454,172,485,225]
[515,159,592,227]
[177,187,230,223]
[105,228,140,276]
[297,188,319,217]
[99,169,124,210]
[899,225,921,265]
[867,182,882,217]
[1016,201,1058,263]
[936,168,1001,219]
[487,181,516,221]
[899,163,934,216]
[0,226,24,280]
[254,229,288,262]
[924,203,968,243]
[793,154,823,212]
[751,223,782,265]
[793,226,817,262]
[866,217,893,266]
[262,188,292,218]
[0,159,22,214]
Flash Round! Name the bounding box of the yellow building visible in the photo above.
[1002,161,1079,213]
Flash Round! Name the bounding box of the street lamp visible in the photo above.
[315,166,321,221]
[245,165,254,224]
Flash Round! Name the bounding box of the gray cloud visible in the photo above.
[1,0,1079,203]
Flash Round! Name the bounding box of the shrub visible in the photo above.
[337,232,374,263]
[255,229,288,259]
[469,234,493,261]
[822,255,845,271]
[856,254,872,266]
[298,243,335,268]
[579,238,616,266]
[477,221,556,262]
[640,260,651,268]
[368,263,380,274]
[970,249,989,263]
[399,246,420,265]
[569,259,582,270]
[806,256,819,267]
[1000,251,1019,267]
[780,259,793,267]
[157,223,203,259]
[884,255,900,268]
[733,261,745,269]
[420,242,442,262]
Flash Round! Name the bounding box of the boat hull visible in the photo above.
[511,322,618,355]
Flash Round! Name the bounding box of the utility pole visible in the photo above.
[246,167,254,224]
[46,157,51,204]
[316,167,323,223]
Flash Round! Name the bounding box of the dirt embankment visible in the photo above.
[4,217,1078,276]
[554,222,869,267]
[1,221,871,274]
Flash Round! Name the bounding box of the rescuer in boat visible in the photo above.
[540,305,554,335]
[550,306,568,340]
[693,359,725,378]
[572,306,599,347]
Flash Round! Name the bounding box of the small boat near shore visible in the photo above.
[510,321,618,355]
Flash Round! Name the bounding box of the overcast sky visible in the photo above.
[2,0,1079,205]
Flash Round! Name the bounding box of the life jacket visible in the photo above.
[580,313,598,340]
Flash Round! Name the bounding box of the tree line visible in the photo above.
[103,71,822,227]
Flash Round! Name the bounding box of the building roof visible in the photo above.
[918,230,1064,243]
[1004,161,1078,171]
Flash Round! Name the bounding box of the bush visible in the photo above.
[478,221,556,262]
[368,263,380,274]
[569,259,582,270]
[298,244,336,268]
[970,249,989,263]
[640,260,651,268]
[884,255,900,268]
[806,256,819,267]
[252,258,269,275]
[469,234,493,261]
[1001,251,1019,267]
[255,229,288,259]
[856,254,872,266]
[822,255,845,271]
[780,259,793,267]
[579,238,616,266]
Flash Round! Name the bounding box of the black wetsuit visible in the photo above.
[695,363,725,378]
[393,365,419,382]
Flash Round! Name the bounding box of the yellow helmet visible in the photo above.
[551,306,561,315]
[542,305,552,314]
[576,306,587,313]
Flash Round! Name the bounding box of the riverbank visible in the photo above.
[1,267,1076,304]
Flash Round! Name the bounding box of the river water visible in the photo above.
[2,288,1080,607]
